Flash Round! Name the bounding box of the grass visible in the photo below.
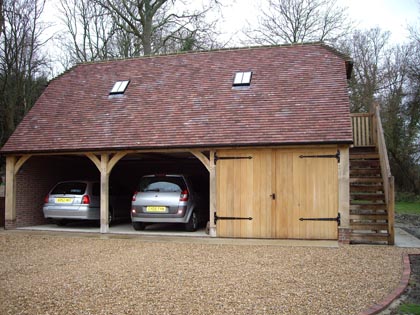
[398,303,420,314]
[395,201,420,215]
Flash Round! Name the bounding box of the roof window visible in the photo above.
[233,71,252,87]
[110,80,130,95]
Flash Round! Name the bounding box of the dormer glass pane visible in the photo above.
[233,71,252,86]
[110,80,130,94]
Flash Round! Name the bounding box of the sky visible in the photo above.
[341,0,419,42]
[42,0,420,74]
[218,0,420,44]
[44,0,420,43]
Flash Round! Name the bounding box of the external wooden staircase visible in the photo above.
[349,104,395,245]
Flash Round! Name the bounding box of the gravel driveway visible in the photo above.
[1,231,419,315]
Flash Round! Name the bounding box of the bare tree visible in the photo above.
[339,28,391,112]
[379,44,420,193]
[0,0,3,36]
[245,0,351,45]
[340,26,420,194]
[0,0,49,146]
[57,0,117,64]
[94,0,220,56]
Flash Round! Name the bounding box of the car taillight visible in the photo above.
[44,195,50,203]
[132,191,138,201]
[82,195,90,204]
[180,189,189,202]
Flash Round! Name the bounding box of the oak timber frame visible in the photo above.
[4,145,348,239]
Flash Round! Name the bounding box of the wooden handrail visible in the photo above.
[370,103,394,245]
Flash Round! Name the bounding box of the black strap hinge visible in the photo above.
[299,150,340,163]
[299,213,341,226]
[214,153,252,165]
[214,212,253,224]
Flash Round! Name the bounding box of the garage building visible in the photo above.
[1,43,393,243]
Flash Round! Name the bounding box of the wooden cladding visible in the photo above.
[216,147,339,239]
[351,113,374,146]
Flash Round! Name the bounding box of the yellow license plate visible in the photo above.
[55,198,73,203]
[146,206,167,212]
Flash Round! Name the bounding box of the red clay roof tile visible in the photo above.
[1,44,353,154]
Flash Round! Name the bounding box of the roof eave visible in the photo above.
[0,140,354,156]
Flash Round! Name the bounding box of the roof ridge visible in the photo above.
[71,42,350,67]
[44,42,353,88]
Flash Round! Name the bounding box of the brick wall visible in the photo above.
[15,157,61,227]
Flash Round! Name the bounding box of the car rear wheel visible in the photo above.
[185,211,198,232]
[133,222,146,231]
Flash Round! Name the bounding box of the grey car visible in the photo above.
[43,180,131,225]
[131,174,208,231]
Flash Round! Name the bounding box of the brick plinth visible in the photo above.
[338,227,351,244]
[5,219,16,229]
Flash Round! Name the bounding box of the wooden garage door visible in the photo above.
[216,148,338,239]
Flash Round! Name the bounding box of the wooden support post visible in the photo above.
[4,155,31,229]
[338,145,350,229]
[190,150,216,236]
[5,156,17,228]
[209,150,217,237]
[100,154,110,233]
[86,151,128,234]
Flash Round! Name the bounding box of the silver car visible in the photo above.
[43,180,131,225]
[131,174,208,231]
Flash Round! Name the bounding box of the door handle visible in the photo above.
[270,193,276,200]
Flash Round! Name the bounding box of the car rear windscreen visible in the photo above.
[51,182,87,195]
[139,177,187,192]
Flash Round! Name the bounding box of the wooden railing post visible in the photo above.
[371,104,378,146]
[388,176,395,245]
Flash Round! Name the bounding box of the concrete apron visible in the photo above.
[12,223,338,247]
[11,225,420,248]
[395,227,420,248]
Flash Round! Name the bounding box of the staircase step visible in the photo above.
[350,214,388,220]
[351,193,385,201]
[350,154,380,160]
[350,170,382,177]
[351,211,387,218]
[350,184,384,192]
[350,146,377,153]
[350,232,390,243]
[350,160,380,168]
[350,223,389,230]
[350,203,387,211]
[350,177,383,184]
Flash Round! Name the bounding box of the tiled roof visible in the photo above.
[1,43,353,154]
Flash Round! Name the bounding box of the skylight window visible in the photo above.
[233,71,252,87]
[110,80,130,95]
